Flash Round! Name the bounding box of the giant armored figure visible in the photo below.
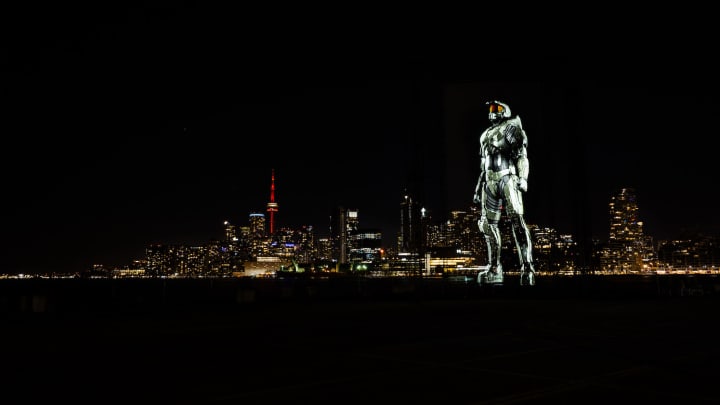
[473,100,536,286]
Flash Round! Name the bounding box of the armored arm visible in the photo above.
[516,151,529,192]
[506,116,529,192]
[474,132,488,203]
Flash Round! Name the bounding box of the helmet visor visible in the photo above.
[488,103,504,114]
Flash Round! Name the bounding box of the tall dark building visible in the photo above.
[337,206,347,264]
[399,191,423,254]
[334,207,359,264]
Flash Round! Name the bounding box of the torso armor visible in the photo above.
[479,115,527,176]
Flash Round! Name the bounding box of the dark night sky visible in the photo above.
[2,5,719,274]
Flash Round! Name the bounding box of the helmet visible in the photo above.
[487,100,511,124]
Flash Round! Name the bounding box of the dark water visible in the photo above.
[2,274,718,315]
[4,275,720,404]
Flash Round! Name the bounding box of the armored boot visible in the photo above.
[478,264,504,285]
[478,223,503,285]
[519,262,536,286]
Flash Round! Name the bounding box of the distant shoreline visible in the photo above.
[2,274,718,315]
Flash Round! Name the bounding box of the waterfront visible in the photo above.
[3,275,720,404]
[2,273,719,314]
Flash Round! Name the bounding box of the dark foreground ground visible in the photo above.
[2,275,720,404]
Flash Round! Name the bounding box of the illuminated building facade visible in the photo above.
[249,213,267,257]
[600,187,655,272]
[249,213,266,238]
[223,220,237,243]
[335,207,359,264]
[348,228,383,270]
[399,192,423,254]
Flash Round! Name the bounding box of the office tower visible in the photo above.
[348,228,383,269]
[346,208,359,234]
[223,220,237,243]
[330,207,362,265]
[249,213,266,239]
[602,187,650,272]
[345,208,359,256]
[399,191,423,254]
[445,209,482,253]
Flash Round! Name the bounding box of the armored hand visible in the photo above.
[517,178,528,192]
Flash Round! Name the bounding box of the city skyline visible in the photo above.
[4,10,719,405]
[3,6,720,274]
[38,184,717,277]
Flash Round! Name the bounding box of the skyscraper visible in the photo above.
[223,220,237,243]
[249,213,266,239]
[601,187,654,272]
[399,191,423,254]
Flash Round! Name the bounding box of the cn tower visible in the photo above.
[266,169,279,235]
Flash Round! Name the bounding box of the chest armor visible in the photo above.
[484,124,509,155]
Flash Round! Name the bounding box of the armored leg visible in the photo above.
[510,214,535,286]
[477,218,503,285]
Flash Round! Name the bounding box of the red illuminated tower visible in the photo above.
[266,169,279,235]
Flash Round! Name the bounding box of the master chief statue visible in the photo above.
[473,100,536,286]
